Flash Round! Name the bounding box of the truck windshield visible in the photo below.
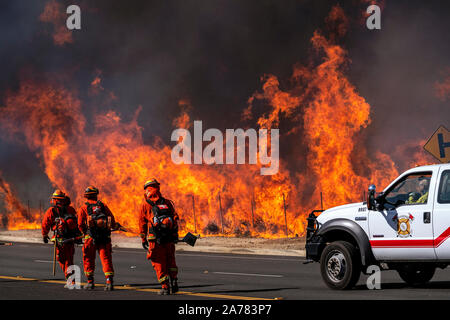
[438,170,450,204]
[384,172,432,207]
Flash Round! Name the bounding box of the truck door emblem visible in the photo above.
[396,214,414,238]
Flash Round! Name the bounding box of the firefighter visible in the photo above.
[406,178,430,204]
[139,179,180,295]
[41,190,80,287]
[77,186,116,291]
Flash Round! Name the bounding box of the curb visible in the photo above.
[0,235,306,257]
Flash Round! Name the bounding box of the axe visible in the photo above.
[52,237,57,276]
[179,232,198,247]
[112,222,128,232]
[61,235,84,244]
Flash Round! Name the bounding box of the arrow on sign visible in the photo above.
[438,133,450,158]
[423,126,450,163]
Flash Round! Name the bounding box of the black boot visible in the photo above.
[104,277,114,291]
[158,287,170,295]
[64,271,75,289]
[158,281,170,295]
[171,278,179,294]
[84,277,95,290]
[64,278,76,289]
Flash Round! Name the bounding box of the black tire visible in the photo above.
[319,241,361,290]
[397,265,435,286]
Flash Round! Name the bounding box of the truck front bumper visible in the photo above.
[305,237,325,261]
[305,210,324,261]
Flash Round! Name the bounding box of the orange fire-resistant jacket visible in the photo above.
[77,199,116,237]
[41,205,78,238]
[138,196,179,242]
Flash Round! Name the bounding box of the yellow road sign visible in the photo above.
[423,126,450,163]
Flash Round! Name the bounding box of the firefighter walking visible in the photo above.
[41,190,81,287]
[77,186,116,291]
[139,179,180,295]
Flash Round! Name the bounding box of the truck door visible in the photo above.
[368,170,437,260]
[432,168,450,259]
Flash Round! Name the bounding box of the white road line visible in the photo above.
[117,250,302,261]
[33,260,53,263]
[178,253,302,262]
[212,271,283,278]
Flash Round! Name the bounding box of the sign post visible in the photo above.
[423,126,450,163]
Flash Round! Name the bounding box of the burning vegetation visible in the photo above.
[0,4,432,238]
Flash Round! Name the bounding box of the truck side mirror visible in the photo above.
[367,185,376,211]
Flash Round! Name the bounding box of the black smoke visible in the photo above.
[0,0,449,207]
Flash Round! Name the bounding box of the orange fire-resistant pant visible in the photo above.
[56,243,75,278]
[82,237,114,279]
[147,242,178,288]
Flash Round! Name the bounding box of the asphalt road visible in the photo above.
[1,242,450,300]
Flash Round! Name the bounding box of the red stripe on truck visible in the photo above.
[370,227,450,248]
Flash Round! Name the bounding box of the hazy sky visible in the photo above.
[0,0,449,203]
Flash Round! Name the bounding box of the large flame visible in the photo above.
[0,172,40,230]
[246,6,399,213]
[0,5,430,237]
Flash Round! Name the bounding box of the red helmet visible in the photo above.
[84,186,99,197]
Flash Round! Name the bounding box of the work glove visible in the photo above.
[142,239,149,250]
[153,216,161,226]
[408,192,421,201]
[43,235,49,244]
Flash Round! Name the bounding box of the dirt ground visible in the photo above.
[0,229,306,256]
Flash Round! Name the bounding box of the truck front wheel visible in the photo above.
[397,265,435,286]
[320,241,361,290]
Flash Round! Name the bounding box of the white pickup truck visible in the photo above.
[305,163,450,289]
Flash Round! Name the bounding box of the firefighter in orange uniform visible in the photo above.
[77,186,116,291]
[41,190,80,287]
[139,179,180,295]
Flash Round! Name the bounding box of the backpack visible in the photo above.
[86,201,111,244]
[146,198,178,244]
[52,205,79,239]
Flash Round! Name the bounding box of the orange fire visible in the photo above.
[0,172,40,230]
[246,6,399,215]
[0,5,430,237]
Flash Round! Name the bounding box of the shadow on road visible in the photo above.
[354,281,450,290]
[120,283,160,287]
[178,284,224,289]
[121,283,224,290]
[202,287,299,294]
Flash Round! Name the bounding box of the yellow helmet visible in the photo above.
[52,189,66,200]
[144,179,160,190]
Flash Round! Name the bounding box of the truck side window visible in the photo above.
[384,172,432,206]
[438,170,450,204]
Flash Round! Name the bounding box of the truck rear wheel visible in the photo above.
[319,241,361,290]
[397,265,435,286]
